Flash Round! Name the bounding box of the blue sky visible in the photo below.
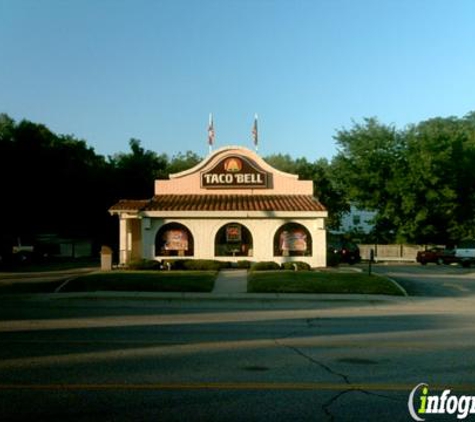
[1,0,475,160]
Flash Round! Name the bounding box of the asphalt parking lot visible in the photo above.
[369,262,475,297]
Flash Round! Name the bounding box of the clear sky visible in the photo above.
[1,0,475,160]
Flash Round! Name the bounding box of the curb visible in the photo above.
[6,291,409,302]
[385,277,409,297]
[54,270,102,293]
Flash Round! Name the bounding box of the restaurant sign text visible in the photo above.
[201,156,270,189]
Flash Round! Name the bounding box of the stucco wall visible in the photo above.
[140,217,327,268]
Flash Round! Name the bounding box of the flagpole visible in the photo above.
[253,114,259,152]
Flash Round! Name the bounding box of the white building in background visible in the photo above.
[340,205,376,234]
[109,146,328,267]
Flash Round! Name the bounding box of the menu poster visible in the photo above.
[226,224,242,242]
[280,229,307,251]
[163,229,188,251]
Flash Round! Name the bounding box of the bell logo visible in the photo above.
[224,158,242,172]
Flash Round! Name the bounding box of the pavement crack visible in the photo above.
[322,388,353,422]
[275,340,350,385]
[278,330,301,340]
[322,388,403,421]
[360,388,405,403]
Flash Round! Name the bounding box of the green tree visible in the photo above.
[167,151,202,174]
[0,115,113,242]
[331,114,475,244]
[331,117,404,241]
[399,115,475,243]
[265,154,348,229]
[109,139,168,199]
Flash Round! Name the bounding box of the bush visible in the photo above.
[129,259,235,271]
[281,261,311,271]
[160,259,185,270]
[183,259,229,271]
[250,261,281,271]
[236,260,253,269]
[127,259,161,270]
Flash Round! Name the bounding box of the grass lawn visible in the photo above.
[247,270,404,295]
[61,271,217,293]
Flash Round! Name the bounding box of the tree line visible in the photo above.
[1,111,474,249]
[0,114,201,250]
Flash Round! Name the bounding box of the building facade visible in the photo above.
[109,146,328,267]
[340,205,376,235]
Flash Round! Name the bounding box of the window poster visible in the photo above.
[163,229,188,251]
[280,229,307,251]
[226,224,242,242]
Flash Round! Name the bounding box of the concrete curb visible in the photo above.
[385,277,409,297]
[54,270,102,293]
[2,291,410,302]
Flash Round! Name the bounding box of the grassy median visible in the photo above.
[248,270,403,295]
[61,271,217,293]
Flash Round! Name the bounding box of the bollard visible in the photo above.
[369,248,375,276]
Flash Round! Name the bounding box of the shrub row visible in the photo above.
[127,259,230,271]
[126,259,312,271]
[250,261,311,271]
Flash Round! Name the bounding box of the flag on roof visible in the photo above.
[208,113,215,146]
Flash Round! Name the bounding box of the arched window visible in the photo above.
[274,223,312,257]
[155,223,194,257]
[215,223,253,257]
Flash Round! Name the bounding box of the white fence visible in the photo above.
[358,244,426,262]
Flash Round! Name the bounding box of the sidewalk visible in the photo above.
[212,269,248,294]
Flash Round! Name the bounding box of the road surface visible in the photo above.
[1,264,475,421]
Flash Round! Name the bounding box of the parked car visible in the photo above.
[416,247,457,265]
[455,239,475,267]
[327,236,361,265]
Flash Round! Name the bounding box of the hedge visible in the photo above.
[250,261,281,271]
[161,259,230,271]
[127,259,162,270]
[281,261,311,271]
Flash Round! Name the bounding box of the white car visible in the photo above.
[455,240,475,267]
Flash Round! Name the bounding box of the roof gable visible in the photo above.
[155,146,313,196]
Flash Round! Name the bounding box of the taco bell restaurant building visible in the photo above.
[109,146,328,267]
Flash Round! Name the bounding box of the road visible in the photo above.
[1,264,475,421]
[0,267,97,294]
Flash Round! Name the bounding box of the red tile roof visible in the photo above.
[110,195,326,213]
[108,199,151,211]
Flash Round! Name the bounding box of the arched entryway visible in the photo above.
[215,223,253,257]
[155,222,194,257]
[274,223,312,257]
